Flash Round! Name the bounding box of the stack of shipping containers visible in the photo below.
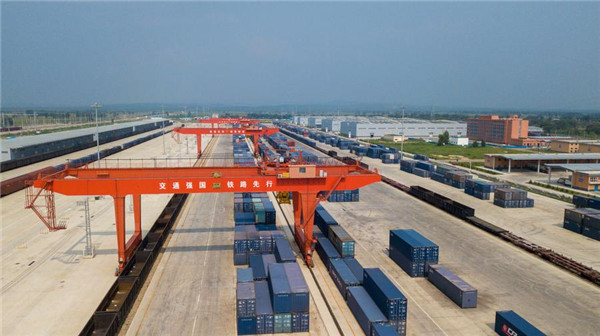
[389,229,439,277]
[493,188,534,208]
[564,195,600,241]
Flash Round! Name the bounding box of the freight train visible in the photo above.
[0,130,169,197]
[1,121,172,172]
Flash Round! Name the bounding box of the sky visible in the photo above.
[1,2,599,111]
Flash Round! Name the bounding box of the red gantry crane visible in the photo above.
[26,159,380,273]
[197,117,260,128]
[172,126,279,157]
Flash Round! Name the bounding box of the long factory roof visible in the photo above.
[545,163,600,173]
[2,119,166,150]
[486,153,600,161]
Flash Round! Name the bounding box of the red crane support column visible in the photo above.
[133,194,142,238]
[293,190,319,266]
[114,196,127,269]
[196,135,202,157]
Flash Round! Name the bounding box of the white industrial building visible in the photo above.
[450,136,470,146]
[292,116,309,126]
[307,117,323,128]
[339,121,467,139]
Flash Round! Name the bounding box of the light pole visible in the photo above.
[91,103,102,162]
[161,105,166,154]
[400,106,405,160]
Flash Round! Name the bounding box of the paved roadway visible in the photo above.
[287,130,600,335]
[1,132,203,335]
[125,135,339,336]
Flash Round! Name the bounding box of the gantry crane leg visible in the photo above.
[292,191,319,267]
[196,135,202,158]
[114,194,143,273]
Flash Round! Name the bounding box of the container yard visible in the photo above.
[1,119,599,336]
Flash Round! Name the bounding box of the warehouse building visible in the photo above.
[321,118,342,132]
[292,116,309,126]
[339,121,466,139]
[307,117,323,128]
[467,115,538,146]
[545,163,600,191]
[1,120,166,161]
[484,153,600,173]
[550,140,600,153]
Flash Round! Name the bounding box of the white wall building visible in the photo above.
[340,121,467,139]
[450,136,469,146]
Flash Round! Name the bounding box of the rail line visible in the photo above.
[271,191,346,336]
[280,126,600,288]
[79,134,218,336]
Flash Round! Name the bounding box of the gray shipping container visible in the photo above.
[236,282,256,317]
[347,286,387,336]
[427,265,477,308]
[236,268,254,283]
[254,281,274,334]
[268,263,293,313]
[328,225,356,258]
[316,237,341,271]
[372,323,402,336]
[329,258,361,299]
[283,262,310,312]
[344,258,364,284]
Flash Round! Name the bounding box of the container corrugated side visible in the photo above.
[236,282,256,318]
[274,238,296,263]
[328,225,356,258]
[268,263,293,313]
[347,286,387,336]
[343,258,364,284]
[494,311,546,336]
[316,237,341,271]
[363,268,407,320]
[372,323,401,336]
[254,281,274,334]
[427,265,477,308]
[329,258,361,299]
[283,262,310,312]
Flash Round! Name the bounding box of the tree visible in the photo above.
[442,131,450,145]
[472,141,479,148]
[481,140,486,147]
[437,134,444,146]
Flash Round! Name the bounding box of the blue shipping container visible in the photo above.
[363,268,407,320]
[329,258,361,299]
[344,258,365,284]
[254,281,275,334]
[427,265,477,308]
[316,237,341,271]
[495,311,546,336]
[283,262,310,312]
[268,263,293,313]
[347,286,387,336]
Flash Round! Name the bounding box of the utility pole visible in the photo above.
[91,103,102,162]
[161,105,166,154]
[400,106,406,160]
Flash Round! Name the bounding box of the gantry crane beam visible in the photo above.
[197,117,260,128]
[29,164,380,272]
[172,126,279,157]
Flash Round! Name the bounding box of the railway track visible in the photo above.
[281,125,600,288]
[116,134,219,336]
[271,191,346,336]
